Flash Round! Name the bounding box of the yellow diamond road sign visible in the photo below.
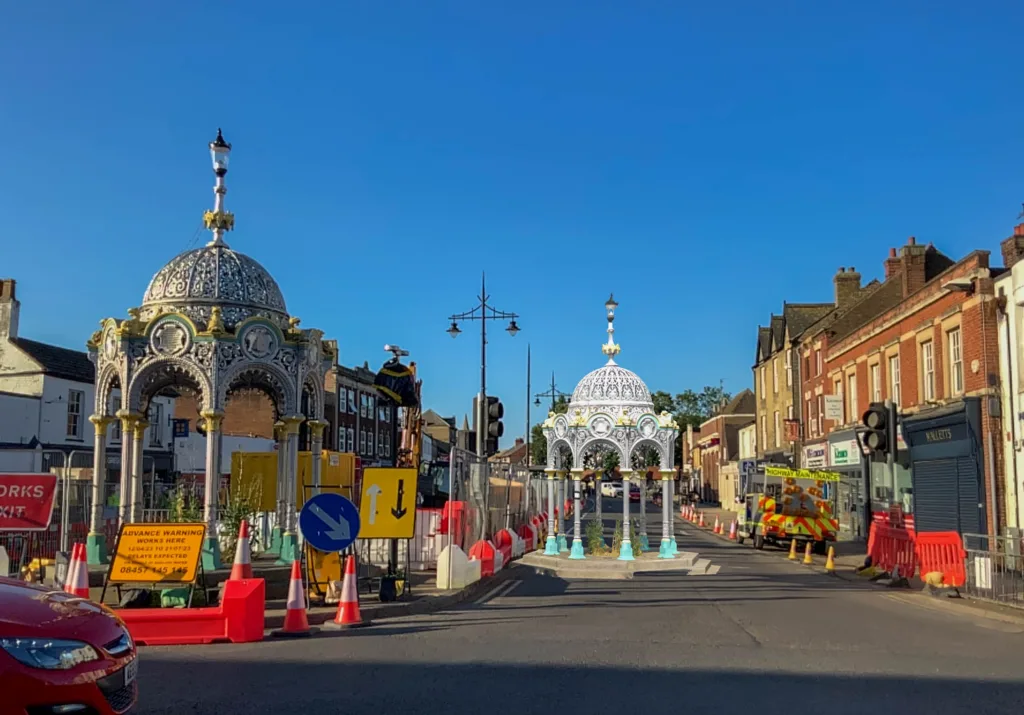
[359,468,418,539]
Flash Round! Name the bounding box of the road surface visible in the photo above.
[136,499,1024,714]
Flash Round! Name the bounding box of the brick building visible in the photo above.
[801,236,1003,538]
[334,361,398,467]
[695,390,755,504]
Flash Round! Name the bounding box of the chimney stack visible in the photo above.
[833,266,862,307]
[0,278,19,340]
[898,236,928,297]
[1001,224,1024,269]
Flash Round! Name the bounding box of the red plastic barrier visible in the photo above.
[868,523,917,579]
[915,531,967,587]
[440,501,468,548]
[119,578,265,646]
[493,530,514,566]
[517,523,536,551]
[468,540,496,578]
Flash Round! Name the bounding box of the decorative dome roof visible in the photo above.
[139,244,289,330]
[569,363,654,411]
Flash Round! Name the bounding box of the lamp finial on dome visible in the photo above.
[601,293,621,364]
[203,128,235,247]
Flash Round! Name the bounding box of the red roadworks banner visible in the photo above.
[0,473,58,531]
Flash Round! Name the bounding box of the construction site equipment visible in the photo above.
[737,466,839,555]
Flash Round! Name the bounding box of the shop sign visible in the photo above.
[802,444,828,469]
[829,438,861,467]
[824,395,844,421]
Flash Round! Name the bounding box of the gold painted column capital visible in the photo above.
[90,414,114,435]
[306,419,327,439]
[200,409,224,432]
[282,415,305,435]
[132,421,150,440]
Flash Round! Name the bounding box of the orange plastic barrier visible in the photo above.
[119,578,266,646]
[440,501,469,548]
[517,523,536,551]
[914,531,967,587]
[468,540,496,578]
[493,530,514,566]
[868,523,917,579]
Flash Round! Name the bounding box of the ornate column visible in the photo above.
[307,419,327,497]
[277,415,304,564]
[667,470,678,555]
[618,470,633,560]
[569,469,585,559]
[557,471,569,553]
[636,470,649,551]
[200,410,224,570]
[267,420,286,556]
[543,469,559,555]
[658,470,673,558]
[87,415,112,564]
[116,411,138,527]
[595,468,603,524]
[129,420,148,523]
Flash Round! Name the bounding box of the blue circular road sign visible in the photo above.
[298,492,361,553]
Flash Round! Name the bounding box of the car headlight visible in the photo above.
[0,638,98,670]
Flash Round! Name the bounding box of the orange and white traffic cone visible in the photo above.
[230,519,253,581]
[69,543,90,599]
[63,543,81,595]
[326,555,371,629]
[698,511,705,528]
[713,516,721,534]
[728,520,738,540]
[272,560,316,638]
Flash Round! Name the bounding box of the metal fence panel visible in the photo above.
[962,532,1024,608]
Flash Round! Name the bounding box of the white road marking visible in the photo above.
[474,579,520,605]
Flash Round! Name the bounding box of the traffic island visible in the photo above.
[521,550,702,580]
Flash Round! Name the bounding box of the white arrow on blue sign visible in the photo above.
[298,492,361,553]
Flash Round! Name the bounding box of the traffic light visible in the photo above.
[485,396,504,457]
[861,402,896,457]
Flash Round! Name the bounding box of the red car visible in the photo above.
[0,576,138,714]
[629,485,641,503]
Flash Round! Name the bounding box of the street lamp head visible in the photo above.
[506,319,520,337]
[447,321,461,338]
[209,128,232,176]
[534,397,542,406]
[605,293,618,317]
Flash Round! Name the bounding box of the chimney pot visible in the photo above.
[1015,223,1024,237]
[838,267,845,273]
[849,266,856,272]
[908,236,916,245]
[889,248,897,258]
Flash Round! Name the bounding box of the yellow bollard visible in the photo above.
[788,538,798,560]
[825,546,836,573]
[803,540,813,565]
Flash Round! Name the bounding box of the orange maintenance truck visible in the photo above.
[737,466,840,554]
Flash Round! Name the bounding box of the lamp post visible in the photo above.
[446,273,521,458]
[534,373,570,412]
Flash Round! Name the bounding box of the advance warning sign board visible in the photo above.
[108,523,206,584]
[358,468,418,539]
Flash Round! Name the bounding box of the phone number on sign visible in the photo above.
[114,565,183,575]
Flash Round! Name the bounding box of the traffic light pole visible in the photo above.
[886,398,897,509]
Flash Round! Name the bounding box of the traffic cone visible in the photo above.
[63,543,81,594]
[326,555,371,629]
[728,520,737,540]
[230,519,253,581]
[803,541,814,565]
[698,511,705,528]
[788,538,798,560]
[825,546,836,574]
[713,516,720,534]
[69,543,90,599]
[272,560,316,638]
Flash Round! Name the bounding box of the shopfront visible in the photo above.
[828,430,868,541]
[801,442,828,470]
[901,398,986,535]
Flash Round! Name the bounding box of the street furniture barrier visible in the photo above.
[494,530,516,564]
[868,523,918,580]
[517,523,537,552]
[468,540,497,577]
[439,501,469,549]
[272,560,315,638]
[325,555,370,629]
[229,520,253,581]
[67,543,90,599]
[119,578,265,646]
[437,544,471,589]
[914,531,966,587]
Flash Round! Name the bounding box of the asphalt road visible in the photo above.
[136,500,1024,714]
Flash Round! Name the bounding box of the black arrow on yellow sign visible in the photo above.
[391,479,407,519]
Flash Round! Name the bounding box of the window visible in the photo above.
[816,395,824,435]
[368,394,375,415]
[833,378,843,423]
[359,430,366,453]
[347,427,355,453]
[377,432,384,456]
[773,410,780,448]
[889,356,901,407]
[870,363,882,402]
[384,431,391,458]
[338,427,345,449]
[948,328,964,395]
[760,415,766,449]
[759,366,765,399]
[815,350,822,376]
[786,349,793,387]
[806,400,814,437]
[922,341,935,401]
[148,402,163,446]
[66,389,84,438]
[847,373,857,424]
[773,359,779,394]
[348,389,356,414]
[110,396,122,442]
[360,394,368,418]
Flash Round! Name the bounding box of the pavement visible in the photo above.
[135,498,1024,714]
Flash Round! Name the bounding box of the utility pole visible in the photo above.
[534,372,570,412]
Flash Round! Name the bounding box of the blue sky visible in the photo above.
[2,2,1023,446]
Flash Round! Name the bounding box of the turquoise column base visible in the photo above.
[618,540,635,561]
[266,526,283,557]
[640,532,650,551]
[544,536,560,556]
[569,539,586,560]
[201,536,222,572]
[557,534,568,553]
[276,532,300,565]
[86,533,108,565]
[658,539,674,559]
[669,538,679,555]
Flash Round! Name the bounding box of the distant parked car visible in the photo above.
[601,481,624,498]
[629,484,641,503]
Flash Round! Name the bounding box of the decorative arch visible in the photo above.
[126,357,213,415]
[218,360,297,417]
[629,438,667,470]
[301,373,324,420]
[95,363,122,415]
[547,438,573,469]
[579,437,627,467]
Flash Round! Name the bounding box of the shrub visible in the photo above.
[585,518,606,553]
